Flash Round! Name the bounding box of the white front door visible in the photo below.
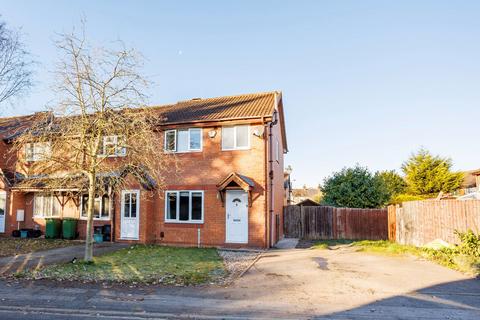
[120,190,140,240]
[226,190,248,244]
[0,191,5,233]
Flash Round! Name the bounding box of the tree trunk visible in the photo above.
[84,172,96,262]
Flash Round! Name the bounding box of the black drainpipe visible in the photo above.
[268,110,278,247]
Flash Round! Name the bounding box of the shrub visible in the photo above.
[455,230,480,258]
[401,148,464,195]
[321,165,389,208]
[376,170,407,199]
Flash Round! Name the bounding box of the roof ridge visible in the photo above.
[0,114,35,121]
[0,112,51,122]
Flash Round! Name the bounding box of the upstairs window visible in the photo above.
[222,125,250,150]
[100,135,126,157]
[80,194,110,220]
[25,142,51,162]
[164,128,202,152]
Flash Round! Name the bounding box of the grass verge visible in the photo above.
[312,240,480,276]
[23,245,226,285]
[0,238,79,257]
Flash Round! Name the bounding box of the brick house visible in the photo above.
[0,91,288,248]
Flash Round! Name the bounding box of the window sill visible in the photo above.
[33,216,61,219]
[221,147,251,151]
[98,154,126,158]
[164,220,204,224]
[79,217,111,221]
[163,150,203,154]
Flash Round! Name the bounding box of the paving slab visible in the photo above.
[274,237,299,249]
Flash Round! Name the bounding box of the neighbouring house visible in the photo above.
[457,169,480,200]
[0,91,288,248]
[457,169,480,195]
[291,187,321,205]
[295,198,320,206]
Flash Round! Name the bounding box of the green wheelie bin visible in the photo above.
[45,218,62,239]
[62,218,78,239]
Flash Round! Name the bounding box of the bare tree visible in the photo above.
[0,18,34,105]
[12,26,174,261]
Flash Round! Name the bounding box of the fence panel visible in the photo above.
[283,205,388,240]
[389,200,480,246]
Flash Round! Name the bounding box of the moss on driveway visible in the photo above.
[0,238,79,257]
[26,245,226,285]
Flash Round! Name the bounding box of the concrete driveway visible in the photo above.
[0,244,478,319]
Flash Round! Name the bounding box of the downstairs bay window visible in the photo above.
[165,190,203,223]
[80,194,111,220]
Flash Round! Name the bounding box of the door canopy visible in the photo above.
[217,172,254,207]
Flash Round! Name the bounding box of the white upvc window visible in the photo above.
[25,142,51,162]
[165,190,204,223]
[222,125,250,150]
[33,193,61,218]
[100,135,126,157]
[275,137,280,163]
[80,194,111,220]
[164,128,202,153]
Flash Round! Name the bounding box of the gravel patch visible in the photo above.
[217,250,261,284]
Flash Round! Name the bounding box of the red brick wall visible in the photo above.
[153,122,268,248]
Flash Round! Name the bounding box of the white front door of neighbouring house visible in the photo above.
[120,190,140,240]
[226,190,248,244]
[0,191,5,233]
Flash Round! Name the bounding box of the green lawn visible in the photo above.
[312,239,480,276]
[0,238,79,257]
[26,245,226,285]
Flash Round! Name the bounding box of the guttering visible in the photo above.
[155,115,273,128]
[10,187,81,192]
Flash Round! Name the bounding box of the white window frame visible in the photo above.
[221,125,250,151]
[25,142,52,162]
[33,193,61,218]
[79,194,111,221]
[163,128,203,153]
[275,138,280,163]
[100,135,126,157]
[164,190,204,224]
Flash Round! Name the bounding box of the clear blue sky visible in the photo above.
[2,0,480,188]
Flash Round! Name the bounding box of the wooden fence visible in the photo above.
[389,200,480,246]
[283,205,388,240]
